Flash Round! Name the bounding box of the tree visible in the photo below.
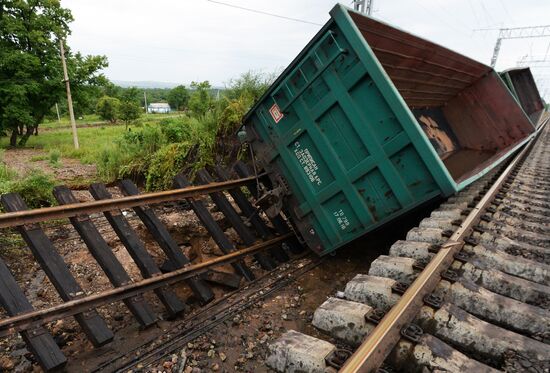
[167,85,189,111]
[102,81,122,99]
[224,71,273,105]
[119,101,141,127]
[120,86,141,103]
[96,96,120,123]
[188,81,212,117]
[0,0,107,146]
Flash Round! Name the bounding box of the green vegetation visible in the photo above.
[0,71,274,208]
[119,101,142,126]
[6,170,56,208]
[96,96,121,123]
[0,151,56,209]
[0,150,16,190]
[167,85,190,111]
[0,0,107,146]
[0,125,128,164]
[41,114,103,129]
[189,81,213,117]
[93,73,273,191]
[48,149,61,168]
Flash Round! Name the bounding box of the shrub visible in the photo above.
[145,143,192,191]
[30,155,48,162]
[48,149,61,167]
[168,85,190,111]
[8,170,56,208]
[0,151,55,209]
[0,151,16,196]
[159,117,192,143]
[119,101,142,126]
[96,125,166,183]
[96,96,121,123]
[188,81,212,117]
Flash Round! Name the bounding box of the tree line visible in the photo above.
[0,0,110,146]
[0,1,225,146]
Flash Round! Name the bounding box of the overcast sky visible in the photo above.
[62,0,550,99]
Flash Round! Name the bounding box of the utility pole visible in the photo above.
[475,25,550,68]
[59,39,79,149]
[55,103,61,123]
[144,91,148,114]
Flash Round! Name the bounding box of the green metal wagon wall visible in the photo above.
[240,4,535,255]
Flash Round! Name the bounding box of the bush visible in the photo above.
[6,170,56,208]
[188,81,212,117]
[145,143,192,191]
[96,125,166,182]
[92,71,273,190]
[0,150,16,194]
[119,101,142,125]
[49,149,61,167]
[159,118,192,143]
[168,85,190,111]
[96,96,121,123]
[0,150,55,209]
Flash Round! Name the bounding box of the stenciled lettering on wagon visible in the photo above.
[333,208,350,231]
[293,141,322,186]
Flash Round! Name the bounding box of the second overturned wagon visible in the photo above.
[240,4,535,255]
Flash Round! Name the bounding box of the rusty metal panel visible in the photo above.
[501,67,545,126]
[348,12,491,108]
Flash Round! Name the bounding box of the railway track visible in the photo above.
[267,121,550,373]
[0,129,547,372]
[0,163,302,372]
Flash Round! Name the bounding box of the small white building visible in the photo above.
[147,103,171,114]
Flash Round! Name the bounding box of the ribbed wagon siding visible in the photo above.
[241,4,535,255]
[500,67,545,127]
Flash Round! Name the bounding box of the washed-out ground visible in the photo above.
[0,191,438,372]
[2,147,97,188]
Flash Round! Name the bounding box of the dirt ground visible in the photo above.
[122,202,438,373]
[2,148,97,186]
[0,170,438,372]
[0,196,241,372]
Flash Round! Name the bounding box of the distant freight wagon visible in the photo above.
[500,67,546,127]
[239,4,535,255]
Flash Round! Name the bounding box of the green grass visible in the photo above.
[48,149,61,167]
[1,125,131,166]
[40,111,186,129]
[41,114,102,129]
[30,154,48,162]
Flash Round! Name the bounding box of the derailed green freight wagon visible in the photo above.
[240,4,535,255]
[500,67,545,127]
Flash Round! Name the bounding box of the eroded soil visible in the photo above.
[0,184,437,372]
[2,148,97,187]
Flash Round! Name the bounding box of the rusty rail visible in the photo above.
[339,120,547,373]
[0,175,260,229]
[0,233,292,338]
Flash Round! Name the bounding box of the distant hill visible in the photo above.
[113,80,225,90]
[113,80,181,89]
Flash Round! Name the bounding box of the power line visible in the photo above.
[474,25,550,67]
[205,0,322,26]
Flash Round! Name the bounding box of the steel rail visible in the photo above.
[0,176,261,229]
[0,233,292,338]
[340,122,546,373]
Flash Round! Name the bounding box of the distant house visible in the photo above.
[147,103,171,114]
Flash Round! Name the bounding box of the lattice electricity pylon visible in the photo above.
[352,0,373,15]
[517,58,550,67]
[475,25,550,67]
